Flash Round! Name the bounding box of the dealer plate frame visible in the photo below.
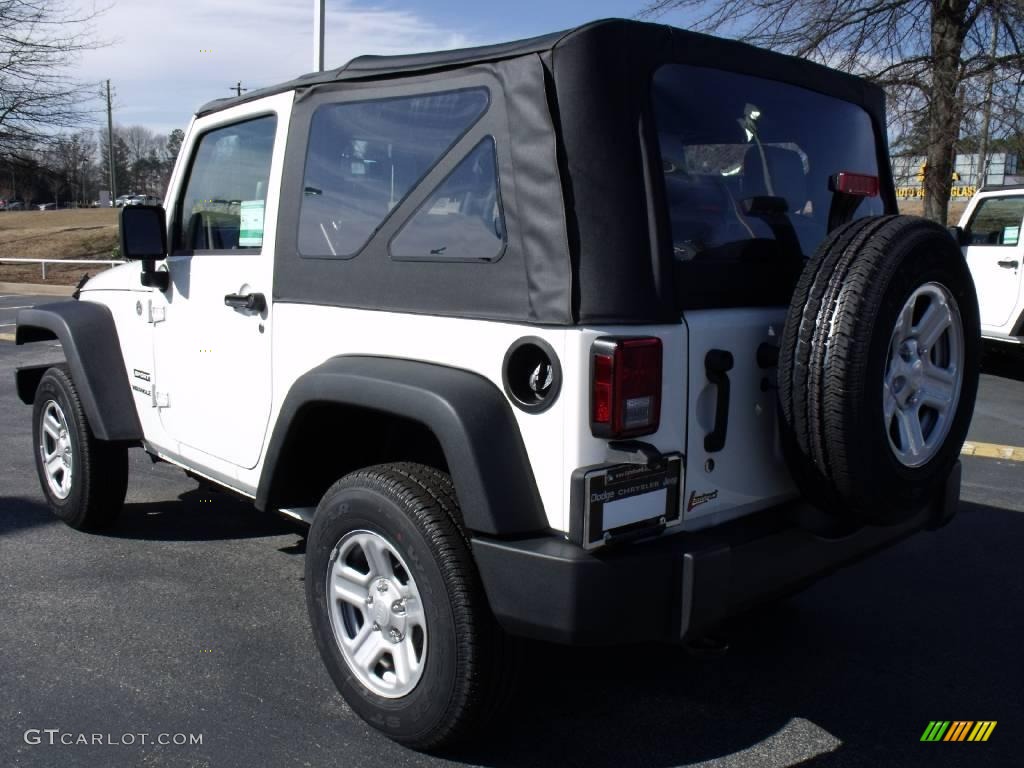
[569,453,683,550]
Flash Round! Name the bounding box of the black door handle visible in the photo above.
[997,259,1019,269]
[704,349,734,453]
[224,292,266,312]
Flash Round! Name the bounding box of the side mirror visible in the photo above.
[119,205,169,290]
[947,225,969,248]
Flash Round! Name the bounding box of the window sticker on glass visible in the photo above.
[239,200,265,247]
[1004,226,1020,246]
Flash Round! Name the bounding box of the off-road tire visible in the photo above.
[31,366,129,530]
[779,215,980,526]
[305,462,513,749]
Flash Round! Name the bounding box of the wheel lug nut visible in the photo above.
[389,629,403,642]
[372,622,381,632]
[376,581,389,593]
[365,594,374,606]
[391,600,405,614]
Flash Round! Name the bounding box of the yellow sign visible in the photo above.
[911,162,964,186]
[896,186,976,199]
[897,187,926,199]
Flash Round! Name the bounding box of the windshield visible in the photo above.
[652,64,884,307]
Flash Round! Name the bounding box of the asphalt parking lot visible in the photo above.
[0,293,49,342]
[1,294,1022,767]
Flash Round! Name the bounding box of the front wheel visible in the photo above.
[305,463,511,749]
[31,366,128,530]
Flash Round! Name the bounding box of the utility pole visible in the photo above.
[976,19,999,189]
[105,80,117,200]
[230,81,248,97]
[314,0,325,72]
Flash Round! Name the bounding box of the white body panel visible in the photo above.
[83,278,795,534]
[267,307,689,532]
[149,94,292,470]
[958,189,1024,342]
[82,290,696,531]
[82,266,162,440]
[680,308,797,528]
[967,240,1022,330]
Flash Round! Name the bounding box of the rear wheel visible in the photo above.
[305,462,511,749]
[32,367,128,530]
[779,216,980,526]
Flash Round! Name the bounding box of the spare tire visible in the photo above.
[778,215,980,526]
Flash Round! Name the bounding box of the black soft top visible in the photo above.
[204,19,894,325]
[197,19,882,120]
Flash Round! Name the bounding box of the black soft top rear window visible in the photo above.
[652,64,884,309]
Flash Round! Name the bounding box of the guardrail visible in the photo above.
[0,258,125,280]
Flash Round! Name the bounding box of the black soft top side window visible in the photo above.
[389,137,505,262]
[298,88,490,259]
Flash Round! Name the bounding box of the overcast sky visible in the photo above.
[72,0,679,136]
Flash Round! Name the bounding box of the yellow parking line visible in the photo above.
[961,441,1024,462]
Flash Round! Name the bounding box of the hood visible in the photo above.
[77,261,147,293]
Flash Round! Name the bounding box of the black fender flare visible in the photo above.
[256,356,549,536]
[15,300,142,442]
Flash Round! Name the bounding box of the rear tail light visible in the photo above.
[590,337,662,438]
[832,172,879,197]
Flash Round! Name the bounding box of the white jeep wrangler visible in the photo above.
[954,184,1024,349]
[15,19,979,749]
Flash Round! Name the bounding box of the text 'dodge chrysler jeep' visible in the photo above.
[15,19,979,749]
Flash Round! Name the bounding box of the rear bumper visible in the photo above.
[472,462,960,645]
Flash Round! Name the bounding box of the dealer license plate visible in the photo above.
[579,454,682,549]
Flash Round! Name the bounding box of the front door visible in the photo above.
[151,106,284,470]
[963,194,1024,329]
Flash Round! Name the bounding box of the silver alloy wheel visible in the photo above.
[39,400,73,499]
[326,530,428,699]
[883,282,964,468]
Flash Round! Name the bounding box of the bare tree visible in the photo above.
[639,0,1024,223]
[53,131,96,204]
[123,125,157,167]
[0,0,108,161]
[122,124,159,192]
